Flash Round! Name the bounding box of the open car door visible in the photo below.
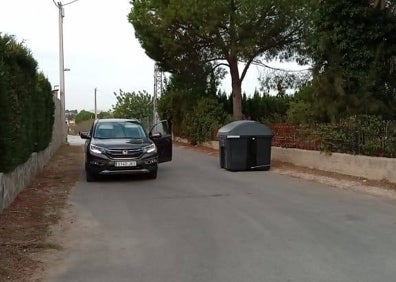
[149,120,172,163]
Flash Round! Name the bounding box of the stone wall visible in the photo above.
[0,96,64,212]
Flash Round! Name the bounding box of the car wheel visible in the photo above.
[148,169,157,179]
[86,171,96,182]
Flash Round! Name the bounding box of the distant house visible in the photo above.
[65,110,78,121]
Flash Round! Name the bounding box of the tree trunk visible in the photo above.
[229,57,243,120]
[370,0,385,9]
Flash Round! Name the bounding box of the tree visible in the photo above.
[157,62,225,136]
[75,110,94,123]
[307,0,396,121]
[97,110,113,119]
[129,0,308,120]
[112,90,153,121]
[370,0,385,9]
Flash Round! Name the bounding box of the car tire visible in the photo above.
[148,169,158,179]
[86,171,96,182]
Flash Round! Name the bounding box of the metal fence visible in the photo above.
[270,120,396,158]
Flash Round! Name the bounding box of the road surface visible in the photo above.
[48,141,396,282]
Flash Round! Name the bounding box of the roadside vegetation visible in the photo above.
[0,34,54,173]
[68,1,396,157]
[126,0,396,155]
[1,2,395,279]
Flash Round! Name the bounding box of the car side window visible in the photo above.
[151,121,170,136]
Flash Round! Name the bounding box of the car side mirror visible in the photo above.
[80,131,91,139]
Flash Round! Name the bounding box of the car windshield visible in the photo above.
[93,121,147,139]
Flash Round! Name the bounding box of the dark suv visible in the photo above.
[80,119,172,181]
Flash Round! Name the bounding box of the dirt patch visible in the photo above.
[0,145,83,282]
[175,141,220,157]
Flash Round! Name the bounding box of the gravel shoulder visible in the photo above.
[0,145,83,282]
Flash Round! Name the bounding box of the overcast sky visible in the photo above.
[0,0,289,112]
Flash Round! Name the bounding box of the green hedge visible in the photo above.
[34,73,55,151]
[0,34,54,173]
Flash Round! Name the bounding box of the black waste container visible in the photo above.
[217,120,273,171]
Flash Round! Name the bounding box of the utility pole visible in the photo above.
[153,64,163,124]
[53,0,80,142]
[57,1,66,142]
[94,87,98,120]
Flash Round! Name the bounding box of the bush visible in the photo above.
[319,115,394,156]
[75,110,95,123]
[287,101,315,124]
[184,97,231,145]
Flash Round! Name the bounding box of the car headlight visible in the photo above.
[90,144,105,155]
[144,144,157,154]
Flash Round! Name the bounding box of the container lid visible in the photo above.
[217,120,273,137]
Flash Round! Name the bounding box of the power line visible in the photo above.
[52,0,81,8]
[63,0,81,6]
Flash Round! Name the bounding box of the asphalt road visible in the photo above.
[49,141,396,282]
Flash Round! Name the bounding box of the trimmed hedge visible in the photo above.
[0,34,54,173]
[34,73,55,152]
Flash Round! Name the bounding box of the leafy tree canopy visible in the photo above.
[97,110,113,119]
[75,110,94,123]
[307,0,396,121]
[129,0,309,120]
[112,89,153,121]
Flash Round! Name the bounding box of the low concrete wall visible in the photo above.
[271,147,396,183]
[0,97,63,212]
[175,137,396,184]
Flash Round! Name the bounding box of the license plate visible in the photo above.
[115,161,136,167]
